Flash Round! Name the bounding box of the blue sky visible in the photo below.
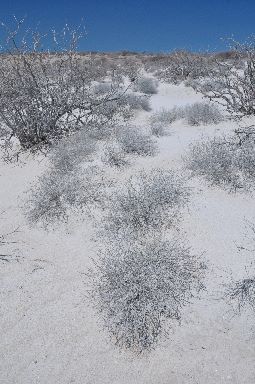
[1,0,255,52]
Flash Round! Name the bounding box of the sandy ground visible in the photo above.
[0,82,255,384]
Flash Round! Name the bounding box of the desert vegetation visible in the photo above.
[186,126,255,191]
[88,238,205,353]
[102,169,190,239]
[1,16,255,382]
[150,102,223,132]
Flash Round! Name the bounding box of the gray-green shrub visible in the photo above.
[89,238,205,353]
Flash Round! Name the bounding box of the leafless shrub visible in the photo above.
[133,76,158,94]
[150,103,223,129]
[101,142,129,168]
[26,166,105,227]
[0,19,134,152]
[88,237,205,353]
[183,102,223,126]
[150,107,181,126]
[186,131,255,191]
[152,51,210,84]
[150,122,169,137]
[49,130,96,173]
[226,222,255,313]
[198,38,255,118]
[122,92,151,112]
[226,277,255,312]
[116,125,158,156]
[103,169,190,239]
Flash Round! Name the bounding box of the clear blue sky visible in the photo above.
[1,0,255,52]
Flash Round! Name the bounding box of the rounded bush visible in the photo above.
[89,238,205,353]
[116,125,158,156]
[103,168,190,238]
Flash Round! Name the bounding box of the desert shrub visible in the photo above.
[226,277,255,312]
[197,38,255,118]
[186,132,255,191]
[149,107,182,136]
[50,130,97,173]
[151,51,210,85]
[103,169,190,238]
[0,20,133,152]
[183,102,223,126]
[82,120,116,141]
[116,125,158,156]
[226,222,255,314]
[150,122,169,137]
[150,103,223,128]
[88,238,205,353]
[26,166,105,227]
[133,76,158,94]
[122,93,151,112]
[101,143,128,168]
[150,107,182,126]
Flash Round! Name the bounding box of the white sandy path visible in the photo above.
[0,82,255,384]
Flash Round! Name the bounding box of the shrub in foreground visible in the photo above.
[89,238,205,353]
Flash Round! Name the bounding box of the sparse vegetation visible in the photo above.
[227,276,255,312]
[183,102,223,126]
[102,169,190,239]
[133,76,158,94]
[150,103,223,129]
[198,38,255,118]
[150,107,181,126]
[101,142,129,168]
[89,238,205,353]
[0,20,136,153]
[116,125,158,156]
[26,166,105,226]
[186,129,255,191]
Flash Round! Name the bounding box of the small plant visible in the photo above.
[101,143,129,168]
[122,93,151,112]
[103,168,190,238]
[150,107,181,126]
[150,103,223,128]
[227,277,255,312]
[186,131,255,191]
[226,222,255,314]
[26,166,105,227]
[116,125,158,156]
[150,122,169,137]
[50,130,96,173]
[133,76,159,94]
[88,238,205,353]
[183,102,223,126]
